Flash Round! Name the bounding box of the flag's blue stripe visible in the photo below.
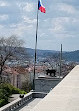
[38,1,41,9]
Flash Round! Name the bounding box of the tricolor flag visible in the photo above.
[38,0,46,13]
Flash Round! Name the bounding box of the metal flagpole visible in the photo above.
[33,0,39,90]
[59,44,62,77]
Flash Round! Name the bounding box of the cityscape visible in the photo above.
[0,0,79,111]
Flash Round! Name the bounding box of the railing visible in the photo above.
[0,92,33,111]
[0,92,47,111]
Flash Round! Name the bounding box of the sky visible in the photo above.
[0,0,79,51]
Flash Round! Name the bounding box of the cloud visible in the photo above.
[49,17,78,32]
[0,20,35,37]
[46,16,79,41]
[9,20,35,37]
[23,3,34,12]
[22,16,36,24]
[17,2,34,12]
[0,15,9,21]
[14,23,33,36]
[0,25,4,29]
[39,33,48,38]
[58,3,76,14]
[0,1,9,7]
[49,17,68,34]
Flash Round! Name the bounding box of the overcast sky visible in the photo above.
[0,0,79,51]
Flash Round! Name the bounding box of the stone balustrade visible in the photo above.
[0,92,47,111]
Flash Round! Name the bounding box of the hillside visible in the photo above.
[9,48,79,62]
[27,48,59,57]
[0,46,79,62]
[27,48,79,62]
[63,50,79,62]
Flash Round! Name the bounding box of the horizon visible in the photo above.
[26,47,79,52]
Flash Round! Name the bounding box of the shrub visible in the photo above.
[0,89,8,100]
[0,83,26,94]
[0,83,12,95]
[0,99,8,107]
[21,81,32,92]
[0,83,27,107]
[11,86,27,94]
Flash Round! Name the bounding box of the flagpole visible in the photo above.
[59,44,62,77]
[33,0,39,90]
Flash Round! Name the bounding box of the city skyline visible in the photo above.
[0,0,79,51]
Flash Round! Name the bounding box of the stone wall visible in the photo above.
[35,77,62,93]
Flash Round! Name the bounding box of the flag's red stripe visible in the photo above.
[39,6,46,13]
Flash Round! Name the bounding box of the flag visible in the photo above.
[38,0,46,13]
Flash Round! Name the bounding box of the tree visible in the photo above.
[21,81,32,92]
[0,35,24,79]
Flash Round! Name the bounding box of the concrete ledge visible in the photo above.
[31,65,79,111]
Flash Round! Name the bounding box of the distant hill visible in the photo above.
[1,46,79,62]
[20,48,79,62]
[63,50,79,62]
[27,48,79,62]
[26,48,59,57]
